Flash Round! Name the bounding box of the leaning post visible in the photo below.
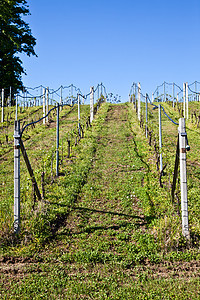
[14,120,21,234]
[179,118,190,240]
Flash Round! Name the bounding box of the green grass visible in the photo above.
[0,102,200,299]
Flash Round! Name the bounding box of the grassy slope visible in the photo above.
[0,103,200,299]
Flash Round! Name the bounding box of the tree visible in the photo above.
[0,0,36,102]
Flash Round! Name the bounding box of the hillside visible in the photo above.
[0,102,200,299]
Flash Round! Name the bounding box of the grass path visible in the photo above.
[0,103,200,299]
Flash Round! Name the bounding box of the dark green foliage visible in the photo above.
[0,0,36,98]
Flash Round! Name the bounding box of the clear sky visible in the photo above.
[21,0,200,101]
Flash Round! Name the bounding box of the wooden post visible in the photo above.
[171,135,179,202]
[138,83,141,121]
[159,104,163,173]
[1,89,4,122]
[43,87,46,124]
[90,86,94,123]
[20,140,42,201]
[14,120,21,233]
[179,118,190,240]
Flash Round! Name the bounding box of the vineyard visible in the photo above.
[0,82,200,299]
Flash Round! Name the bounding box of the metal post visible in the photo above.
[195,81,197,101]
[159,104,163,172]
[186,82,188,120]
[46,87,49,123]
[9,86,12,107]
[138,82,141,121]
[14,120,20,234]
[145,94,148,138]
[164,81,166,102]
[56,104,59,177]
[78,94,81,136]
[43,87,46,124]
[71,85,73,106]
[183,83,186,118]
[1,89,4,122]
[15,94,18,120]
[90,86,94,123]
[179,118,190,240]
[173,82,175,108]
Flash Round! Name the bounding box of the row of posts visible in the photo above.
[131,83,190,241]
[14,85,99,233]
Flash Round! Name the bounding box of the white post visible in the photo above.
[179,118,190,240]
[78,94,81,136]
[90,86,94,123]
[9,86,12,107]
[183,83,186,118]
[164,81,166,102]
[46,87,49,123]
[145,94,148,138]
[15,94,18,120]
[56,104,59,177]
[173,82,175,108]
[43,88,46,124]
[1,89,4,122]
[186,82,188,120]
[138,82,141,121]
[71,85,73,106]
[14,120,20,234]
[159,104,163,172]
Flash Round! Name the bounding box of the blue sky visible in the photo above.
[21,0,200,101]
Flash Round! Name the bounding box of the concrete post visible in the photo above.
[14,120,20,234]
[90,86,94,123]
[179,118,190,240]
